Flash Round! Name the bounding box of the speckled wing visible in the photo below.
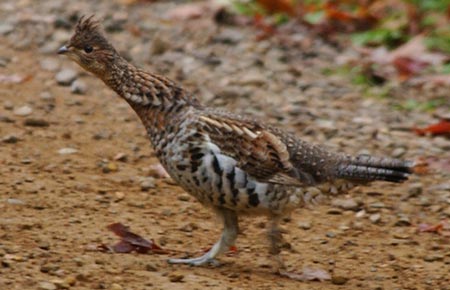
[196,111,313,186]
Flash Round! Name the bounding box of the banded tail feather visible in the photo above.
[335,154,414,183]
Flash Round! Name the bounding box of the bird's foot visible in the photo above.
[278,267,331,282]
[168,255,221,267]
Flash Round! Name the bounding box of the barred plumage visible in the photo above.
[59,16,414,279]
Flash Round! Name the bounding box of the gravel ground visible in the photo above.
[1,1,449,289]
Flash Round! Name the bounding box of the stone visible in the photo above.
[7,198,25,205]
[110,283,123,290]
[394,215,411,227]
[331,276,349,285]
[71,79,87,94]
[58,148,78,155]
[38,282,56,290]
[298,221,312,230]
[55,69,78,86]
[102,162,118,173]
[423,254,444,262]
[150,35,170,55]
[3,101,13,110]
[13,105,32,116]
[331,198,360,211]
[40,58,60,71]
[177,194,190,201]
[392,147,406,158]
[2,135,19,144]
[140,177,156,191]
[38,241,50,250]
[169,272,185,282]
[327,209,342,215]
[0,23,14,35]
[369,213,381,224]
[24,118,50,127]
[145,262,158,272]
[40,92,55,101]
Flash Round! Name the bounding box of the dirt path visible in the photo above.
[1,1,449,289]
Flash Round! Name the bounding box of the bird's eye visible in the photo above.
[83,45,93,53]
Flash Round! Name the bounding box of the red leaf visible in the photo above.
[104,222,168,254]
[414,120,450,136]
[393,56,429,79]
[0,74,32,84]
[418,220,450,236]
[256,0,297,16]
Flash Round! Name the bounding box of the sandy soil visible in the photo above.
[1,1,449,289]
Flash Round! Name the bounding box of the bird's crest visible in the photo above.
[69,15,110,50]
[75,15,101,35]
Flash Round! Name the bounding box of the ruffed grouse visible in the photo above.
[58,16,413,279]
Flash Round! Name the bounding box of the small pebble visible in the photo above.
[327,208,342,215]
[369,213,381,224]
[115,191,125,201]
[7,198,25,205]
[392,147,406,158]
[38,241,50,250]
[24,118,50,127]
[102,162,118,173]
[38,281,56,290]
[0,23,14,35]
[177,194,190,201]
[110,283,123,290]
[58,148,78,155]
[3,101,13,110]
[56,68,78,86]
[71,79,87,94]
[13,105,32,116]
[2,135,19,143]
[298,221,312,230]
[326,232,336,238]
[394,215,411,227]
[40,58,60,71]
[423,254,444,262]
[331,276,349,285]
[145,263,158,272]
[331,198,360,211]
[140,177,156,191]
[169,272,185,283]
[40,92,55,101]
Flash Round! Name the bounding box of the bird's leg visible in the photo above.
[168,208,238,266]
[267,215,287,273]
[268,215,331,281]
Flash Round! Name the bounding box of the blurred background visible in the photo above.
[0,1,449,289]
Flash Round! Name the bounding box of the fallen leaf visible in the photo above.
[0,74,32,84]
[101,222,168,254]
[256,0,297,16]
[414,120,450,136]
[166,2,220,21]
[393,56,429,79]
[417,220,450,236]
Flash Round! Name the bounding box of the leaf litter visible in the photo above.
[99,222,168,254]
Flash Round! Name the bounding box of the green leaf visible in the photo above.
[304,11,325,24]
[351,29,405,48]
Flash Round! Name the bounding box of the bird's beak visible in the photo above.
[57,45,69,55]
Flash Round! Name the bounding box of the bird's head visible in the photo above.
[58,15,118,78]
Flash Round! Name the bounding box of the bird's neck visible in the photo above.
[102,56,200,111]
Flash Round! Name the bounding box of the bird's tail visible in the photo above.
[334,154,414,183]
